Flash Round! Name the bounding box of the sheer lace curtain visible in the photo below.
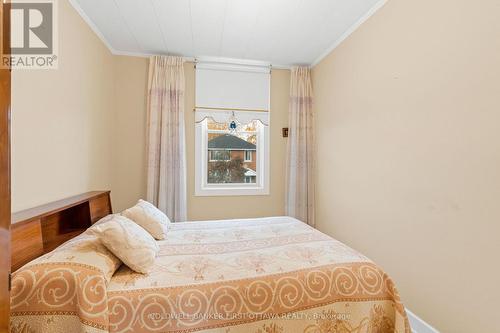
[285,67,315,226]
[146,56,187,222]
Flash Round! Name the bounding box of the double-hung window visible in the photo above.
[195,62,270,196]
[209,150,231,162]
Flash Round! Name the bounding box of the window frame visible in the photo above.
[244,150,252,162]
[195,118,269,196]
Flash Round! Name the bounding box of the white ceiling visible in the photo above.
[69,0,385,68]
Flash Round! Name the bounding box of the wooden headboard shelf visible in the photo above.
[11,191,112,271]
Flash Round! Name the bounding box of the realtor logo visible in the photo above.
[2,0,58,69]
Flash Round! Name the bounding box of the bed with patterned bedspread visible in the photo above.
[10,216,410,333]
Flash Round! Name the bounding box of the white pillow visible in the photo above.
[122,199,171,240]
[91,215,159,274]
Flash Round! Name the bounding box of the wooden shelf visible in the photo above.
[43,230,85,253]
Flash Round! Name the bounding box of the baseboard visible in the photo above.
[406,309,440,333]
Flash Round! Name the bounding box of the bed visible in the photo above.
[10,215,410,333]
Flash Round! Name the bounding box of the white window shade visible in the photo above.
[195,62,270,111]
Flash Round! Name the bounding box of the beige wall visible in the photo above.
[110,56,148,212]
[110,57,289,218]
[312,0,500,332]
[12,0,115,212]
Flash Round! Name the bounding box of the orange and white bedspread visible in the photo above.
[11,216,410,333]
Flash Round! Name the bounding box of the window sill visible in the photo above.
[195,186,269,197]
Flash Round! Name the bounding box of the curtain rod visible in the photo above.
[194,107,269,113]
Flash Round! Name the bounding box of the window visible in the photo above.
[194,62,270,196]
[195,114,269,196]
[206,119,258,184]
[209,150,230,161]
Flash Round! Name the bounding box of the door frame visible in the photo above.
[0,1,11,332]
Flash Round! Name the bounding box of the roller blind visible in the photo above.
[195,62,270,111]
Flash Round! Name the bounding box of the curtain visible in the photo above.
[146,56,187,222]
[285,67,315,226]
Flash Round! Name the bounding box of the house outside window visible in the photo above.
[195,116,269,196]
[208,131,257,184]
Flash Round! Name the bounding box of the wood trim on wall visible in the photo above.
[0,1,11,331]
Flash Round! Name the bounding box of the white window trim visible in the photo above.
[195,119,269,196]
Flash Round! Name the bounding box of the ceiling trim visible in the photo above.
[112,48,196,63]
[112,50,292,70]
[311,0,388,67]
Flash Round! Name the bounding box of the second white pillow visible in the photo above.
[122,199,171,240]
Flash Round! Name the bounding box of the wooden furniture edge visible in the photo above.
[0,1,10,330]
[12,190,111,225]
